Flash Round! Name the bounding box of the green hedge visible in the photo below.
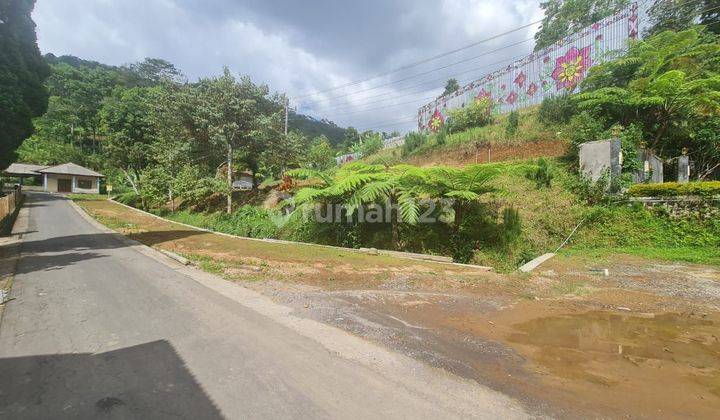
[626,181,720,198]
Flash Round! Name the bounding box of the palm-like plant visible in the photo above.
[287,162,498,252]
[419,164,498,235]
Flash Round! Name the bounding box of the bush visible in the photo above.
[360,133,383,157]
[114,191,141,207]
[525,158,554,189]
[401,131,427,156]
[447,98,493,132]
[538,95,576,125]
[505,110,519,137]
[626,181,720,198]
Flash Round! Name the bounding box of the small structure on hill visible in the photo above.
[633,147,663,184]
[578,138,623,184]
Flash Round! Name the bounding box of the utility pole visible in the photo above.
[284,97,289,136]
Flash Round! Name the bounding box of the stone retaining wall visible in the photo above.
[625,196,720,220]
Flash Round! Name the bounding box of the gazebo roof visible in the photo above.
[3,163,48,176]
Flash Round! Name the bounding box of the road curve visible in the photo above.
[0,193,530,419]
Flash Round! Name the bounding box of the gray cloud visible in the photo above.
[33,0,541,132]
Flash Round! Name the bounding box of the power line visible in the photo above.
[298,37,534,106]
[292,18,544,100]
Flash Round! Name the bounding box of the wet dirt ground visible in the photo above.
[242,254,720,419]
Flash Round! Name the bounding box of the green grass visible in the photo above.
[561,246,720,266]
[68,193,109,201]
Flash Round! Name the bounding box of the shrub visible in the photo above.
[447,98,493,132]
[114,191,141,207]
[505,110,519,137]
[525,158,554,189]
[360,133,383,157]
[538,95,576,125]
[626,181,720,198]
[402,131,428,156]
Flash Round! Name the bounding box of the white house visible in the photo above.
[4,162,104,194]
[38,163,104,194]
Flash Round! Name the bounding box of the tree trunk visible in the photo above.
[389,196,400,250]
[122,169,139,195]
[453,202,463,235]
[169,187,174,212]
[227,143,233,214]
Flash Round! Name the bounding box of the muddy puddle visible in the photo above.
[508,311,720,417]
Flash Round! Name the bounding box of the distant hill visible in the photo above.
[44,54,346,143]
[288,112,346,146]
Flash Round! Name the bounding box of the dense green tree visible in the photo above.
[577,28,720,166]
[534,0,629,51]
[0,0,50,169]
[306,135,336,170]
[645,0,704,36]
[441,78,460,97]
[100,86,157,194]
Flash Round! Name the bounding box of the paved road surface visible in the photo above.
[0,194,529,419]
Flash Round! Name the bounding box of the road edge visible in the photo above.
[0,198,30,328]
[66,197,534,419]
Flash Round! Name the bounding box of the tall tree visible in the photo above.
[100,86,157,194]
[534,0,629,51]
[191,68,279,213]
[441,78,460,97]
[645,0,703,36]
[0,0,50,169]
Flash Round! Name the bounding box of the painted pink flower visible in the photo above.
[527,82,538,96]
[428,109,444,132]
[551,46,591,90]
[543,56,550,64]
[506,91,518,105]
[592,23,600,31]
[475,88,492,101]
[595,34,603,41]
[513,71,526,88]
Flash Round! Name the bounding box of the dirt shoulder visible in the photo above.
[75,197,720,419]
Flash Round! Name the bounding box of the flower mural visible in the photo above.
[417,4,636,131]
[476,88,492,101]
[551,46,591,90]
[428,109,444,132]
[527,82,538,97]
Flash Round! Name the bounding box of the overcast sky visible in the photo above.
[33,0,542,133]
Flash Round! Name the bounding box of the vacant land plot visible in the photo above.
[75,197,720,419]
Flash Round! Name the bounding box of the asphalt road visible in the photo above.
[0,194,529,419]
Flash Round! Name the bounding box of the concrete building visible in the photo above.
[3,162,103,194]
[39,163,103,194]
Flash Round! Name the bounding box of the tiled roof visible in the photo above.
[37,162,104,177]
[3,163,48,176]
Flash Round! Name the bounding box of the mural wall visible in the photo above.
[418,3,639,132]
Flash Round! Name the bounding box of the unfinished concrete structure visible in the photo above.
[633,148,664,183]
[578,139,623,184]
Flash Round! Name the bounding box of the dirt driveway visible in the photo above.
[77,197,720,419]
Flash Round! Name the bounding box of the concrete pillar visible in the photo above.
[72,175,77,193]
[678,149,690,183]
[43,174,47,191]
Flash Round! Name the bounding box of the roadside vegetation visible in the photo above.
[12,3,720,271]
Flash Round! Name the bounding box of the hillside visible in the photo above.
[43,54,347,142]
[287,111,346,147]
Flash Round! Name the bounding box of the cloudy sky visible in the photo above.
[33,0,543,133]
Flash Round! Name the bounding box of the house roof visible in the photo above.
[3,163,48,176]
[38,163,104,177]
